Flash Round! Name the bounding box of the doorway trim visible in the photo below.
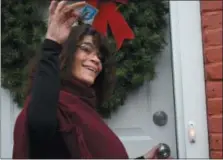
[170,1,209,158]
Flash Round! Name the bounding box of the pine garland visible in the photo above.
[98,0,169,118]
[2,0,47,105]
[1,0,168,118]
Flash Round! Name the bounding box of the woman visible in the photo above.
[13,1,164,159]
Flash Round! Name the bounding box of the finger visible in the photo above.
[67,1,86,10]
[150,145,159,153]
[49,0,58,16]
[60,2,84,20]
[61,1,86,16]
[73,10,81,17]
[66,12,80,27]
[148,145,159,158]
[55,0,67,14]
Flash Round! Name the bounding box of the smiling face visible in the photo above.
[72,35,104,86]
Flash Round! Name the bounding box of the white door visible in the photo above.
[105,15,178,158]
[105,1,210,159]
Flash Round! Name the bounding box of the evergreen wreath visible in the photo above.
[2,0,168,118]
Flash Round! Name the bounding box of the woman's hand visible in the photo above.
[142,145,158,159]
[143,145,172,159]
[46,0,86,44]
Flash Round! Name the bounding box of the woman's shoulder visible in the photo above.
[14,96,31,128]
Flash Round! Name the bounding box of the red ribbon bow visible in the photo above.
[87,0,135,50]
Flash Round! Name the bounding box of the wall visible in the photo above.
[1,88,21,158]
[200,1,223,159]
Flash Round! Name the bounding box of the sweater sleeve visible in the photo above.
[27,39,62,158]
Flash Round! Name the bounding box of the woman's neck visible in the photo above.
[61,77,96,108]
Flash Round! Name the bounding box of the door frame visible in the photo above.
[170,1,209,158]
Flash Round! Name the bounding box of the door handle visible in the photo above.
[156,143,171,159]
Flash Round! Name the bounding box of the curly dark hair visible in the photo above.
[26,24,116,107]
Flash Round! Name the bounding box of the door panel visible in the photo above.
[105,15,178,158]
[1,88,14,158]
